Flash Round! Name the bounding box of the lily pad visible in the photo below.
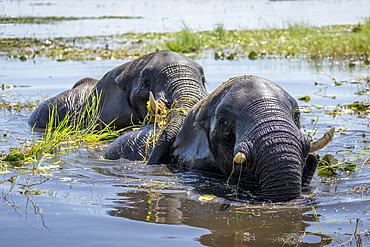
[298,95,311,102]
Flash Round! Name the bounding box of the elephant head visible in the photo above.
[171,75,334,201]
[29,51,208,163]
[94,50,208,163]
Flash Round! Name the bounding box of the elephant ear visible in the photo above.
[171,105,216,171]
[90,77,135,129]
[172,78,237,170]
[192,77,236,132]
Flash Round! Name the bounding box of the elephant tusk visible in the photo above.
[309,127,335,152]
[233,152,247,166]
[149,91,159,114]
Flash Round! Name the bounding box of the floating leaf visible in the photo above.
[21,189,47,195]
[318,154,338,175]
[198,194,217,201]
[318,154,357,175]
[248,51,258,60]
[0,164,11,174]
[300,108,312,113]
[298,95,311,102]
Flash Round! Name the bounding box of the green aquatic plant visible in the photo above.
[317,154,357,175]
[303,116,319,138]
[1,90,40,112]
[136,95,192,161]
[2,18,370,61]
[214,23,225,41]
[166,23,202,53]
[1,91,118,165]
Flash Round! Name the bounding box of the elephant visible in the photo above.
[104,75,334,202]
[29,50,208,163]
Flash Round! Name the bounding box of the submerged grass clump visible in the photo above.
[2,18,370,61]
[0,91,118,165]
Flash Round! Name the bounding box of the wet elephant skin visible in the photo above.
[105,75,328,202]
[29,50,208,163]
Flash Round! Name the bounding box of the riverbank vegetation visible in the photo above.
[1,18,370,63]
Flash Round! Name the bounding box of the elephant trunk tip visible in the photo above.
[233,152,247,167]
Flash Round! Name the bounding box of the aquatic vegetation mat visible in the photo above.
[1,90,40,112]
[2,18,370,62]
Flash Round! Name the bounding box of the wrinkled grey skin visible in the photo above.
[105,124,159,160]
[29,50,208,163]
[28,77,100,128]
[106,75,320,202]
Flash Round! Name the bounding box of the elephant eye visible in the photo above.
[141,78,151,90]
[219,119,230,132]
[293,110,300,126]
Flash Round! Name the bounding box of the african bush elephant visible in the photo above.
[29,50,208,163]
[105,75,334,202]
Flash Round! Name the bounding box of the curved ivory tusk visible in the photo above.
[149,91,159,114]
[309,127,335,152]
[233,152,247,166]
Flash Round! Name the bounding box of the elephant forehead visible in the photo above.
[144,51,201,72]
[218,78,296,110]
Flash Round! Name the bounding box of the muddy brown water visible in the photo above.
[1,0,370,246]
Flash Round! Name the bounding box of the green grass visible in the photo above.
[2,18,370,61]
[1,91,118,164]
[166,23,202,53]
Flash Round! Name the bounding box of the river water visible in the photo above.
[1,0,370,246]
[1,0,370,38]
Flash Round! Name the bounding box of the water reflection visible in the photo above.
[106,184,329,246]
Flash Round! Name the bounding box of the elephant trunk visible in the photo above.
[148,64,207,164]
[235,119,311,202]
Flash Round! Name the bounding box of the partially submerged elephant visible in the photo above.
[29,50,208,163]
[105,75,334,201]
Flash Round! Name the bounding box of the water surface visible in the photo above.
[1,57,370,246]
[1,0,370,38]
[1,0,370,246]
